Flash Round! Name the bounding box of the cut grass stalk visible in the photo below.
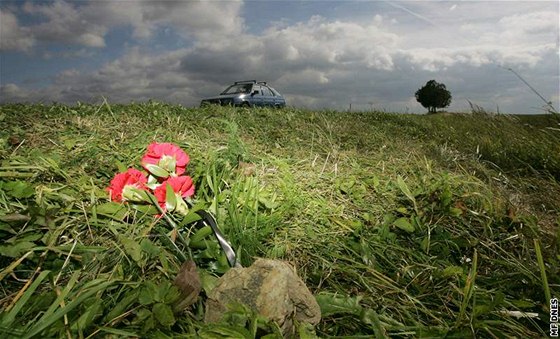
[456,249,478,328]
[534,239,551,309]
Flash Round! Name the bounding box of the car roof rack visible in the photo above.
[234,80,257,84]
[257,81,267,85]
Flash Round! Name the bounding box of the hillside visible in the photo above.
[0,103,558,338]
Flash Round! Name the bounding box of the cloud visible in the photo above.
[7,0,245,49]
[22,1,107,47]
[0,1,558,114]
[0,9,34,51]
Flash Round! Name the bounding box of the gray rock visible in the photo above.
[205,259,321,336]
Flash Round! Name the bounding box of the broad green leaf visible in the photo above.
[163,284,181,304]
[118,236,142,263]
[164,157,177,174]
[450,207,463,217]
[361,309,388,339]
[298,322,319,339]
[131,203,158,215]
[139,281,158,305]
[200,270,219,295]
[104,288,140,323]
[441,265,463,278]
[0,270,51,328]
[62,138,76,150]
[115,160,127,173]
[392,217,415,233]
[315,292,363,317]
[73,298,103,332]
[190,225,213,243]
[0,214,30,225]
[97,327,139,337]
[396,176,415,203]
[142,314,156,333]
[95,202,128,220]
[165,182,177,211]
[145,164,169,178]
[24,280,116,339]
[0,241,36,258]
[152,303,175,327]
[198,325,252,338]
[140,238,160,257]
[3,181,35,198]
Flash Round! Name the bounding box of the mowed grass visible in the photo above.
[0,102,558,338]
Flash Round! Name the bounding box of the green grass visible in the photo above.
[0,102,558,338]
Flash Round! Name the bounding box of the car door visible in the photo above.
[250,85,264,107]
[262,86,275,107]
[269,87,285,107]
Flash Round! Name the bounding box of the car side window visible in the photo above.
[270,88,281,96]
[262,87,273,96]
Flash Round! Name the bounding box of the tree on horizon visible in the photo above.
[415,80,452,114]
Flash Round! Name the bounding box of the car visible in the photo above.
[200,80,286,108]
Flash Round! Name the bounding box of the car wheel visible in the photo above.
[241,102,251,108]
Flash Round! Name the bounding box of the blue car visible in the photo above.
[200,80,286,108]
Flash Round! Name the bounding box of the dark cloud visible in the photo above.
[0,1,558,113]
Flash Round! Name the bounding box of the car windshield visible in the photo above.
[221,84,252,95]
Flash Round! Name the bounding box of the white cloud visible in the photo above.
[22,1,107,47]
[1,1,558,114]
[5,0,245,49]
[0,9,34,51]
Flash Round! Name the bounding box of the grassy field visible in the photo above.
[0,102,558,338]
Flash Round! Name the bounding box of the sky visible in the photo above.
[0,0,558,114]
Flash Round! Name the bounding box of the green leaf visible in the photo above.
[0,241,36,258]
[115,160,127,173]
[0,270,51,328]
[190,225,213,243]
[298,322,319,339]
[24,280,116,339]
[104,288,140,323]
[139,281,157,305]
[97,327,139,337]
[163,285,181,304]
[142,313,156,333]
[152,303,175,327]
[62,138,76,150]
[96,202,128,220]
[198,325,252,338]
[3,181,35,199]
[166,157,177,174]
[396,176,415,202]
[200,270,219,295]
[145,164,169,178]
[118,236,142,263]
[441,265,464,278]
[140,238,160,257]
[165,182,177,211]
[73,298,103,332]
[315,292,363,317]
[392,217,415,233]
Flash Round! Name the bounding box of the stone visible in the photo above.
[205,259,321,336]
[173,260,201,311]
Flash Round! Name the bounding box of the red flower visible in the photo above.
[154,176,195,210]
[141,142,190,176]
[107,168,148,202]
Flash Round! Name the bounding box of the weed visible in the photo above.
[0,103,557,337]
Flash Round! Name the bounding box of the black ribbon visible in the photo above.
[195,210,240,268]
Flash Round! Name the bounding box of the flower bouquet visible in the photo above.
[106,142,237,269]
[107,142,195,216]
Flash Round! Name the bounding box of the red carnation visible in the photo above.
[154,176,195,211]
[106,168,148,202]
[141,142,190,176]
